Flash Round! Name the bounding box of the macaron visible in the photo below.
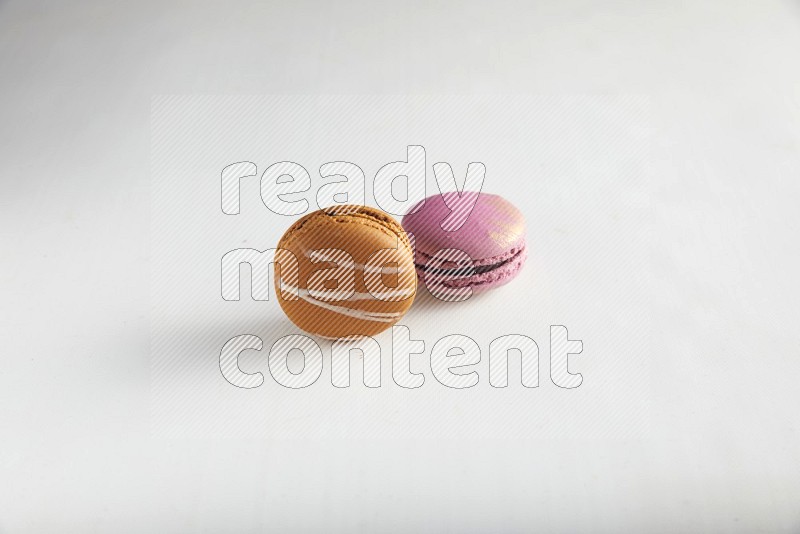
[274,205,416,338]
[402,191,527,295]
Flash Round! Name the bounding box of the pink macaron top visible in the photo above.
[402,191,526,264]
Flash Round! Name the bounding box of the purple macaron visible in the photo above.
[402,191,527,293]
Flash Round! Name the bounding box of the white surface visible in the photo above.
[149,94,650,441]
[1,1,799,532]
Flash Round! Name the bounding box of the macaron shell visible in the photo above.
[275,205,416,338]
[403,192,525,263]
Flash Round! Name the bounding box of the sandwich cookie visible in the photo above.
[274,205,416,338]
[402,191,527,295]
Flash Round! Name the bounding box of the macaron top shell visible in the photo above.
[403,192,525,264]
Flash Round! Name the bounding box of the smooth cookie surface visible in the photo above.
[275,205,416,338]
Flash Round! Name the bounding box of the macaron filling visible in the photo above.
[415,242,527,288]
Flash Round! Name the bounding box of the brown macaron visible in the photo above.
[274,205,416,338]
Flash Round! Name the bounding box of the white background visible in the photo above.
[150,94,650,441]
[1,1,799,532]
